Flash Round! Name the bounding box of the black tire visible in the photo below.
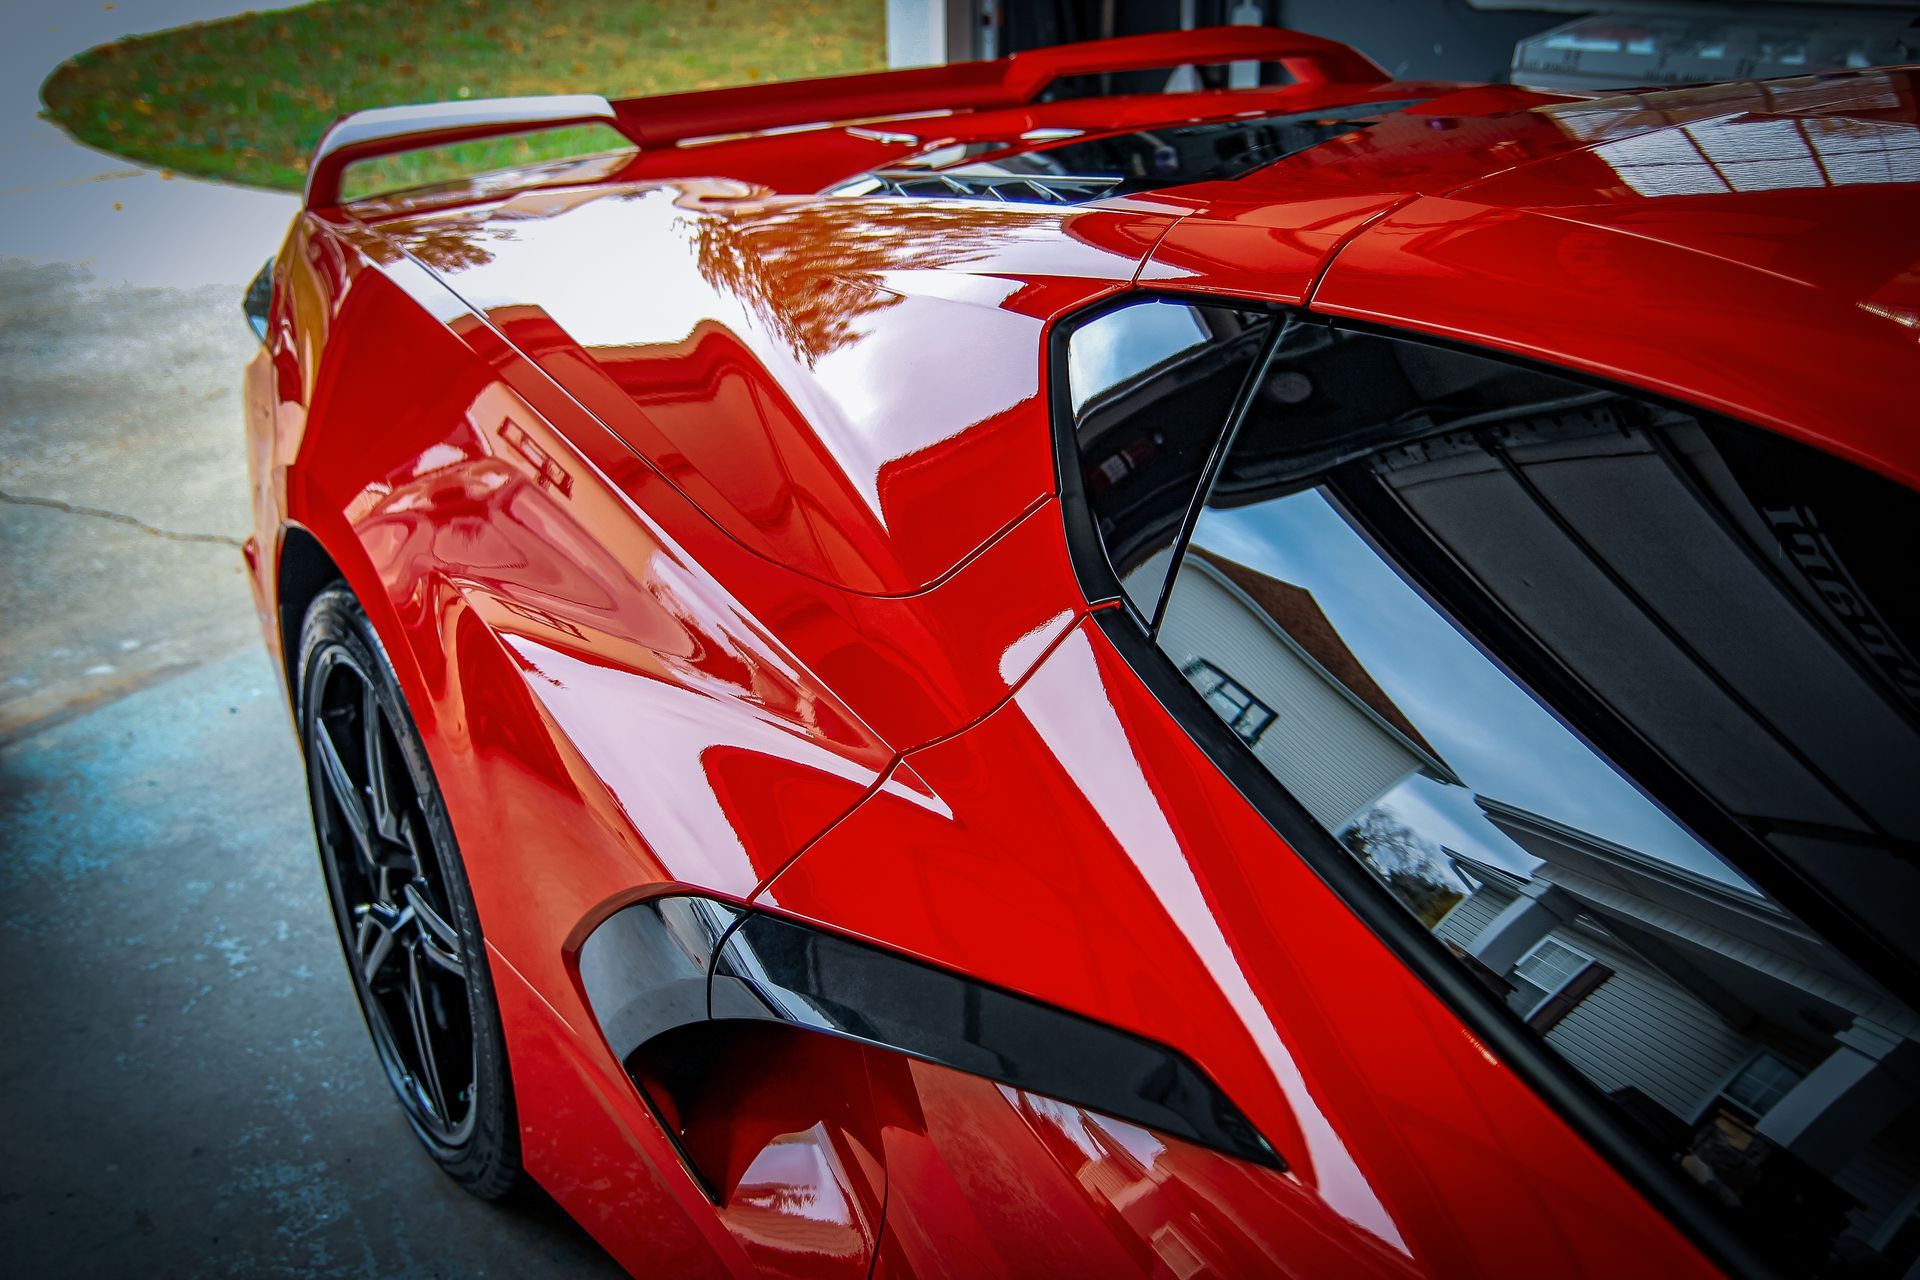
[296,583,521,1199]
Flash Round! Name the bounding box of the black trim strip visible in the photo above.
[1046,289,1295,623]
[577,894,1283,1174]
[1148,316,1289,638]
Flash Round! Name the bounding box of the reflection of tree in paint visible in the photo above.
[397,222,519,273]
[1343,806,1464,929]
[686,199,1043,367]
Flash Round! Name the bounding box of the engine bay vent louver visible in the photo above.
[824,98,1429,206]
[829,170,1125,203]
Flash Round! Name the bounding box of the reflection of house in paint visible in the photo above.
[1436,797,1920,1266]
[1147,547,1456,832]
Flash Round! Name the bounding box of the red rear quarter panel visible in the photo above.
[760,619,1722,1279]
[240,176,1170,1276]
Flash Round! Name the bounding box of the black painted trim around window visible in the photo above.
[1147,314,1288,636]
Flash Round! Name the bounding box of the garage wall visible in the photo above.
[1274,0,1566,83]
[996,0,1570,84]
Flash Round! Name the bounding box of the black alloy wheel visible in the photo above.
[297,584,520,1197]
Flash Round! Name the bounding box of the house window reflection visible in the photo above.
[1507,937,1597,1018]
[1721,1051,1807,1121]
[1182,659,1277,746]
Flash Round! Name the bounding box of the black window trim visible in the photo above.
[1044,286,1920,1280]
[1145,313,1287,635]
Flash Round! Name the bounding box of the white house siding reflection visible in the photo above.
[1136,545,1454,834]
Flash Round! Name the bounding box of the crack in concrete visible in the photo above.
[0,488,243,547]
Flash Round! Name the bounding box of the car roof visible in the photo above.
[1305,69,1920,490]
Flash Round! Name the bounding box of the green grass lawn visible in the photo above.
[40,0,886,193]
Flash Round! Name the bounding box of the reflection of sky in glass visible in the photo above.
[1067,301,1208,415]
[1191,489,1745,887]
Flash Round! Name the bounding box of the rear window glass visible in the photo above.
[1071,301,1920,1276]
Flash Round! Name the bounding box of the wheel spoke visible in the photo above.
[403,947,452,1122]
[313,711,376,867]
[355,905,395,990]
[353,901,406,986]
[363,682,405,845]
[404,882,464,976]
[399,813,431,881]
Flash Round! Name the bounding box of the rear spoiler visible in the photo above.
[304,25,1386,210]
[304,93,621,210]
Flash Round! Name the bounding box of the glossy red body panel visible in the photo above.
[1310,73,1920,489]
[662,1028,890,1280]
[1135,84,1584,300]
[868,1061,1440,1279]
[760,620,1717,1278]
[488,945,739,1278]
[1313,191,1920,491]
[242,38,1920,1277]
[368,181,1155,593]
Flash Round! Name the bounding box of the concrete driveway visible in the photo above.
[0,3,621,1274]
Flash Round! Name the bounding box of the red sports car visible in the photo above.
[240,26,1920,1278]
